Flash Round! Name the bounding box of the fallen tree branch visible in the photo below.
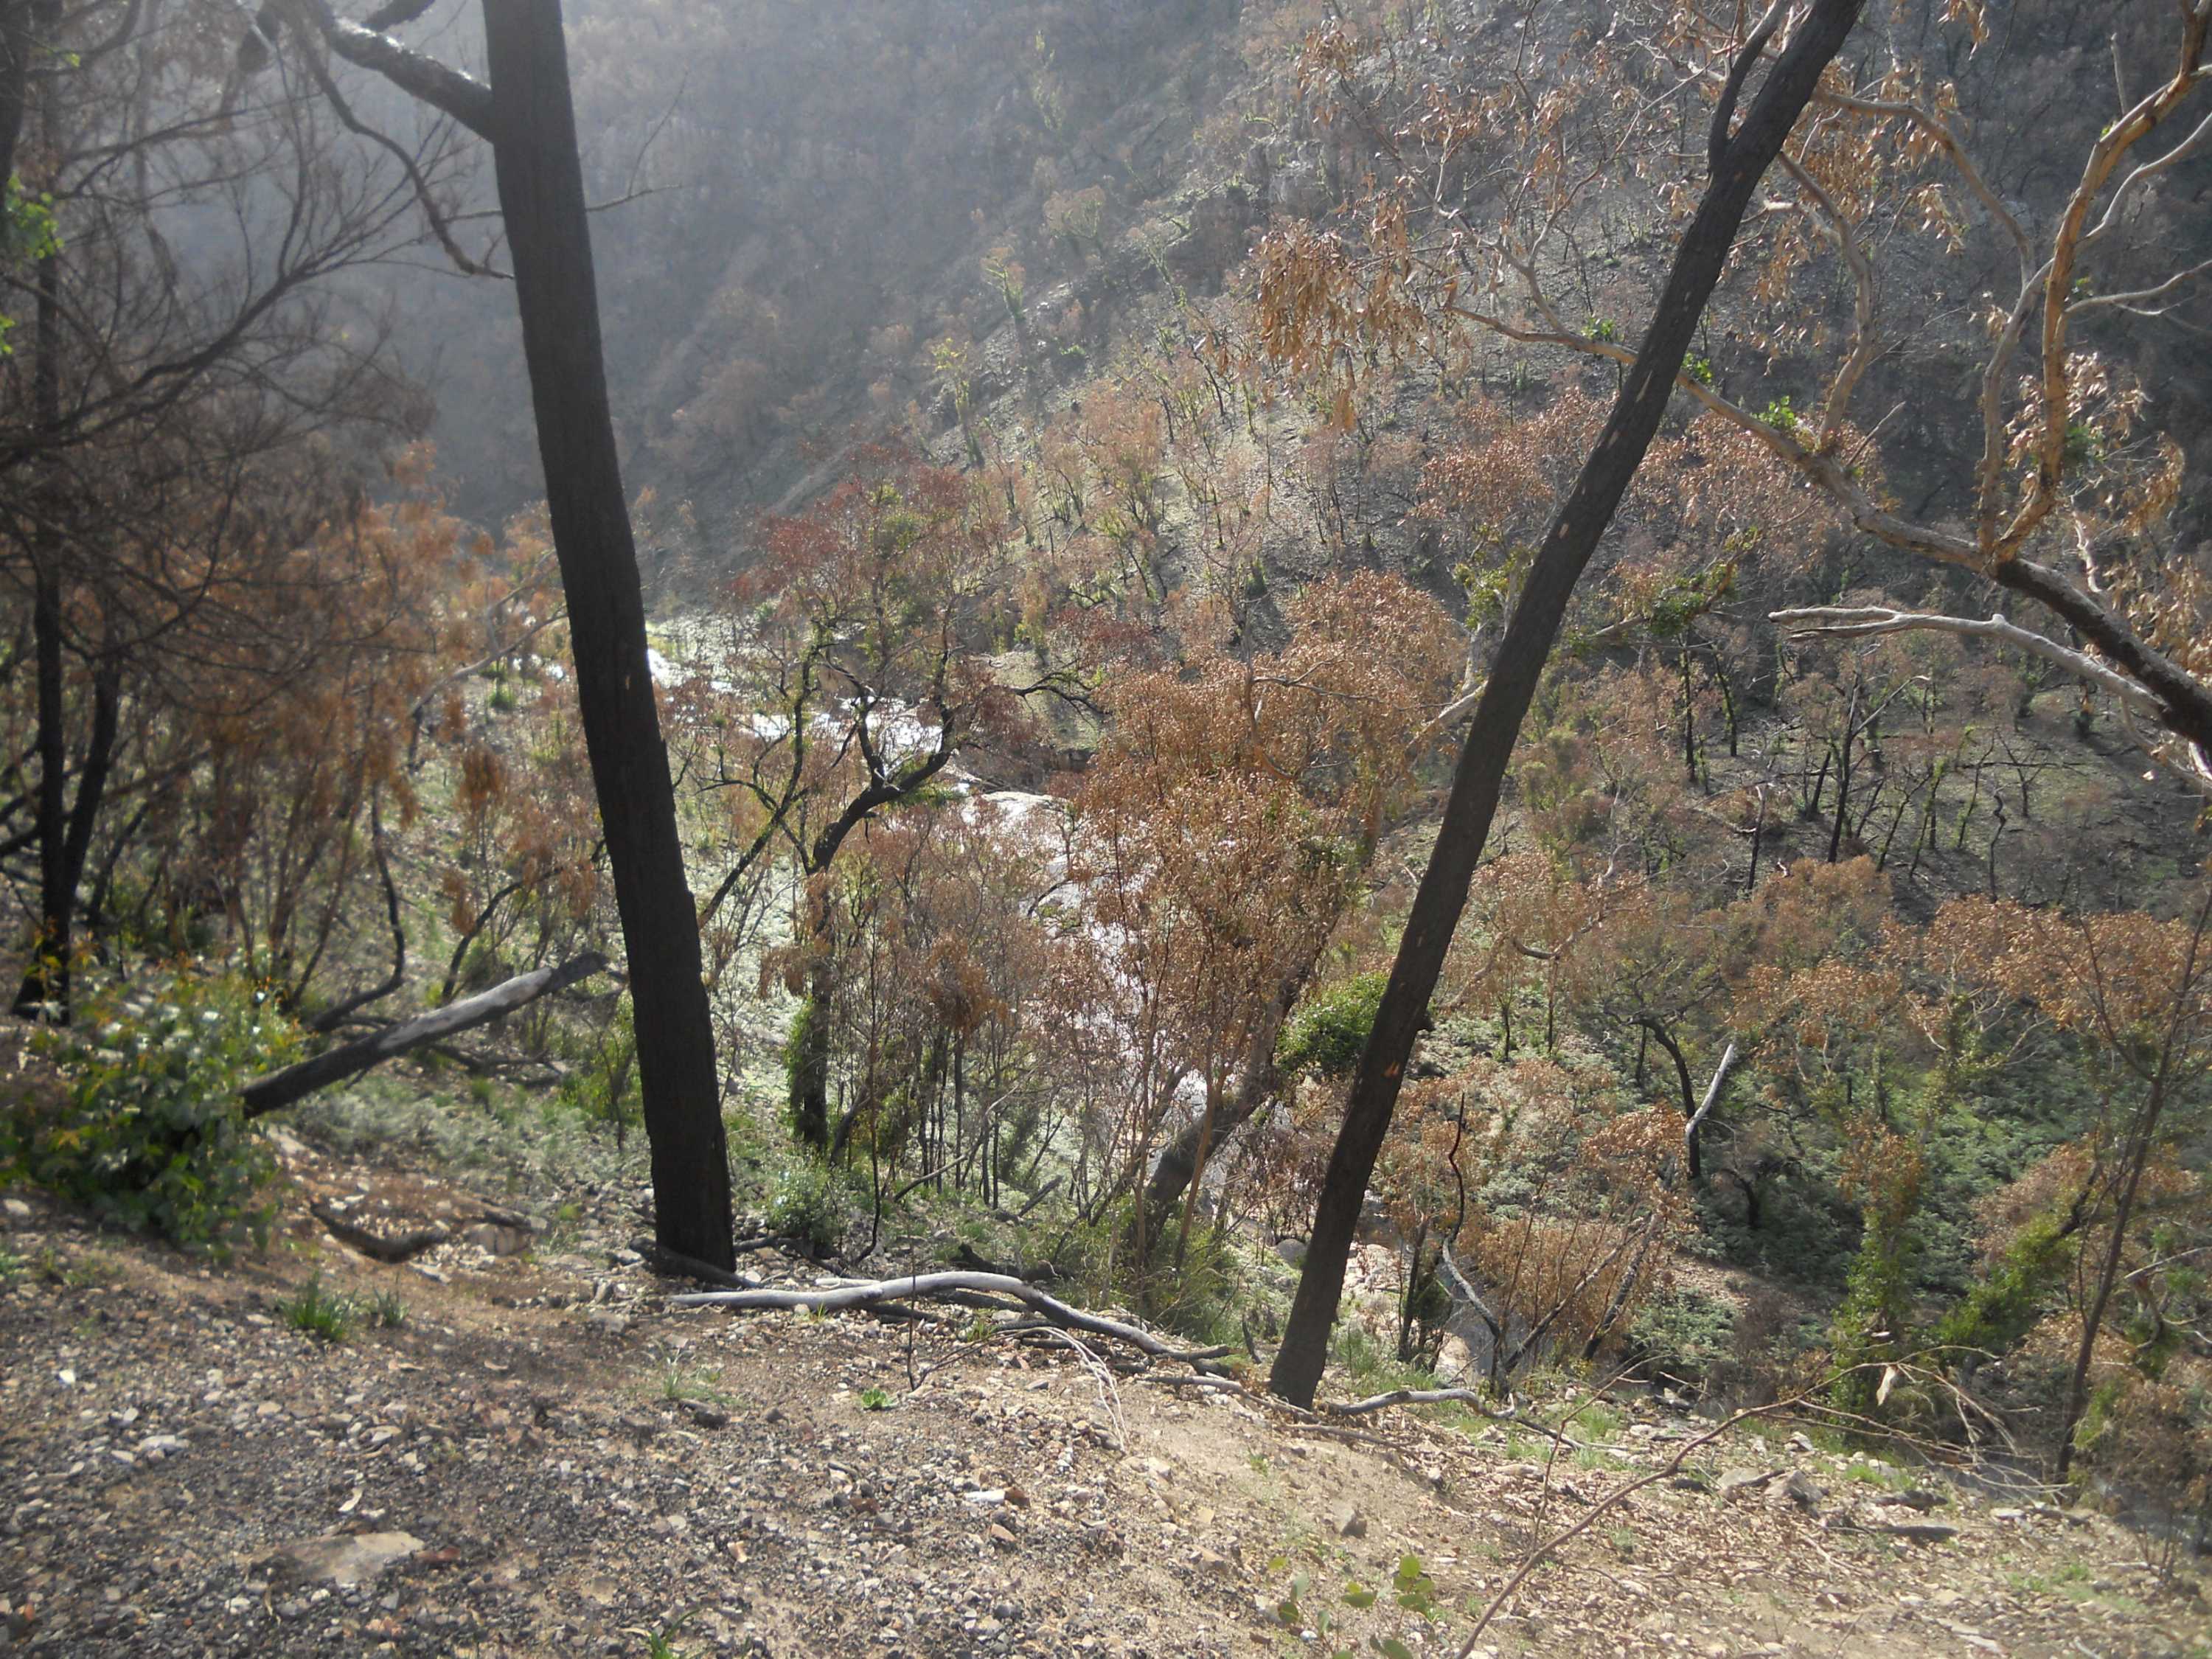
[1321,1385,1576,1448]
[241,952,608,1118]
[1324,1385,1506,1416]
[668,1270,1233,1370]
[310,1201,448,1264]
[1455,1395,1806,1656]
[949,1242,1062,1283]
[1037,1326,1129,1451]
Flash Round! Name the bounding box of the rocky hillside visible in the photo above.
[3,1127,2205,1658]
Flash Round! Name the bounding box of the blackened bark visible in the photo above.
[788,964,832,1151]
[0,1,59,193]
[480,0,733,1268]
[13,245,83,1021]
[1267,0,1868,1408]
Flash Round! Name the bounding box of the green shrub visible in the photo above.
[1278,972,1388,1081]
[1629,1287,1739,1385]
[1932,1208,2076,1358]
[554,996,641,1144]
[765,1154,849,1254]
[3,972,297,1253]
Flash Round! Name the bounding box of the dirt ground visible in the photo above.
[1,1130,2208,1658]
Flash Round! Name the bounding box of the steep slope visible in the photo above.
[3,1135,2206,1658]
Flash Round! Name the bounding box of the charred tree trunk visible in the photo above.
[13,242,94,1022]
[1267,0,1868,1408]
[0,1,58,193]
[788,960,833,1152]
[479,0,732,1267]
[15,552,65,1017]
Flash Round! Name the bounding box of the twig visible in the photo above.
[1040,1328,1128,1451]
[1458,1384,1843,1655]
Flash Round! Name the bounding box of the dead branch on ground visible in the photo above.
[668,1270,1234,1372]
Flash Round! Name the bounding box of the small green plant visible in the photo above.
[540,1199,585,1253]
[555,998,641,1147]
[1759,395,1801,434]
[1684,353,1714,386]
[1585,316,1618,343]
[38,1247,121,1289]
[624,1618,695,1659]
[369,1289,407,1329]
[660,1363,732,1405]
[1390,1551,1438,1618]
[1565,1399,1623,1441]
[0,1245,21,1281]
[279,1272,356,1343]
[857,1385,894,1411]
[983,248,1026,323]
[2,972,297,1253]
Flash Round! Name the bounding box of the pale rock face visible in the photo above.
[260,1531,423,1588]
[1433,1334,1476,1385]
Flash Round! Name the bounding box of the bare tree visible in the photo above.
[0,0,464,1019]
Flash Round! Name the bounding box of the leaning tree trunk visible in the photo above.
[1136,971,1304,1253]
[480,0,732,1268]
[1268,0,1869,1408]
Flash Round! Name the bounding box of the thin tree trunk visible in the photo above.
[1683,1040,1740,1183]
[2055,888,2212,1478]
[1138,970,1303,1248]
[2056,1071,2166,1480]
[790,959,833,1150]
[1267,0,1867,1408]
[481,0,731,1268]
[14,246,76,1020]
[1827,688,1857,863]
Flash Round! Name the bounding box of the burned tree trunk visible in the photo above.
[1268,0,1869,1408]
[473,0,734,1268]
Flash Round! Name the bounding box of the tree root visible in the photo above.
[632,1237,762,1291]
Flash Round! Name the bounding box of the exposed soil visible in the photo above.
[2,1131,2207,1658]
